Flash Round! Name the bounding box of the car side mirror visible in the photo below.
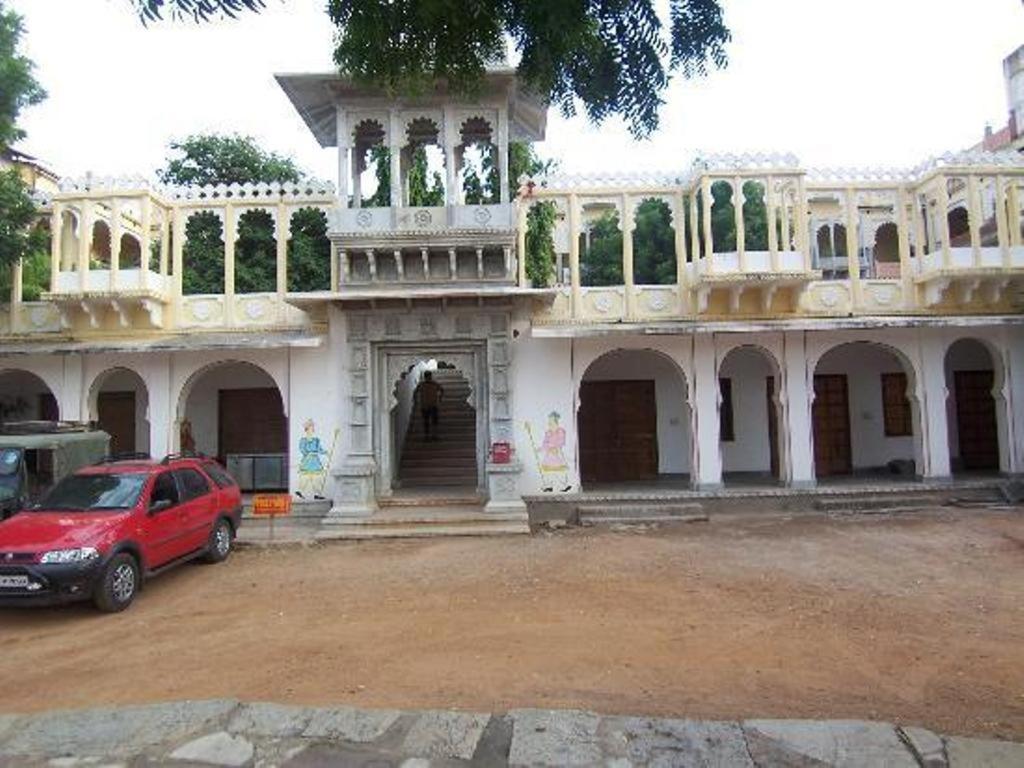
[149,498,173,515]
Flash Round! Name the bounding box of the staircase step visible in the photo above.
[379,493,484,508]
[580,514,709,526]
[579,503,706,520]
[318,522,528,540]
[813,494,940,512]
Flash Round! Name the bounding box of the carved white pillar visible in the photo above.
[996,175,1011,266]
[336,107,350,207]
[844,188,860,306]
[568,194,581,317]
[276,204,288,298]
[691,334,722,490]
[516,203,527,286]
[782,331,814,487]
[622,194,636,318]
[139,196,152,290]
[895,188,913,302]
[497,107,510,205]
[733,176,746,272]
[701,177,714,273]
[967,174,982,267]
[443,107,459,206]
[389,110,402,207]
[223,206,236,325]
[766,176,779,271]
[49,202,62,291]
[77,200,93,291]
[916,328,952,479]
[936,179,952,269]
[330,242,340,290]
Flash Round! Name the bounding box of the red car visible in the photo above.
[0,454,242,612]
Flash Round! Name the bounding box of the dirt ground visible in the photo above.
[1,509,1023,741]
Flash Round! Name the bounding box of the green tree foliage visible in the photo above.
[159,134,329,294]
[581,212,623,287]
[524,200,556,288]
[235,209,275,294]
[0,1,48,292]
[157,134,301,187]
[406,146,445,206]
[182,211,224,295]
[633,199,676,284]
[0,1,45,151]
[288,208,330,292]
[741,180,767,251]
[129,0,729,139]
[709,180,735,252]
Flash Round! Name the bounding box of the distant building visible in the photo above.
[0,147,60,195]
[975,45,1024,153]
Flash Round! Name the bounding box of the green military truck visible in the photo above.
[0,423,111,520]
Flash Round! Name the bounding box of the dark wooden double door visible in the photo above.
[812,374,852,477]
[97,391,137,455]
[953,370,999,471]
[579,380,658,484]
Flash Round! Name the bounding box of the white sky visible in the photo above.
[10,0,1024,183]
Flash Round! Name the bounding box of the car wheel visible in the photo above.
[203,518,233,564]
[93,553,139,613]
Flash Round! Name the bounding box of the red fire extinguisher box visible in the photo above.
[491,441,512,464]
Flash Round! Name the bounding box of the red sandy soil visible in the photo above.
[1,508,1022,740]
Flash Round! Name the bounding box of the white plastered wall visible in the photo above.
[511,330,577,494]
[719,347,774,473]
[287,341,342,500]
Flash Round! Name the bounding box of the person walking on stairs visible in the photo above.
[415,371,445,441]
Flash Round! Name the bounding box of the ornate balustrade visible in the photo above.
[522,150,1024,326]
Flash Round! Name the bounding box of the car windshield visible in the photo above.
[0,448,20,476]
[37,473,147,511]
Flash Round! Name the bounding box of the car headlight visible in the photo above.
[39,547,100,564]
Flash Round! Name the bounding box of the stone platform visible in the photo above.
[0,700,1022,767]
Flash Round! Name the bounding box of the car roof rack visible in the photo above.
[160,450,207,465]
[98,452,152,464]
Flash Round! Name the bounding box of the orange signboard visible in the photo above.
[251,494,292,517]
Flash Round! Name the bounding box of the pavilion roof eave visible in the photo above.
[274,70,547,147]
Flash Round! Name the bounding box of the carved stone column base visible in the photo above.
[484,461,527,515]
[324,459,378,522]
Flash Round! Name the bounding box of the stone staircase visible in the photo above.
[578,501,708,526]
[397,370,478,490]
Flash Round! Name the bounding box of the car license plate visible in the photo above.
[0,575,29,589]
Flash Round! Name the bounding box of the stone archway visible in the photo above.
[718,345,784,485]
[811,341,922,481]
[577,348,690,489]
[376,343,487,498]
[945,337,1006,474]
[87,367,150,456]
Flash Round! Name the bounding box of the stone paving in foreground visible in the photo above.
[0,700,1022,767]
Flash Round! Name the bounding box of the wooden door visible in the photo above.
[767,377,779,479]
[97,391,136,455]
[579,380,658,483]
[812,374,852,476]
[218,388,287,461]
[954,370,999,471]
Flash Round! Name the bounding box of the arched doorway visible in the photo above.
[945,338,1003,474]
[391,359,478,491]
[719,346,783,485]
[0,369,58,425]
[812,342,921,481]
[578,349,690,488]
[178,361,288,491]
[88,368,150,456]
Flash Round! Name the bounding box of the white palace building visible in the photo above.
[2,68,1024,535]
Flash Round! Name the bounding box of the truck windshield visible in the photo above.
[38,473,147,511]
